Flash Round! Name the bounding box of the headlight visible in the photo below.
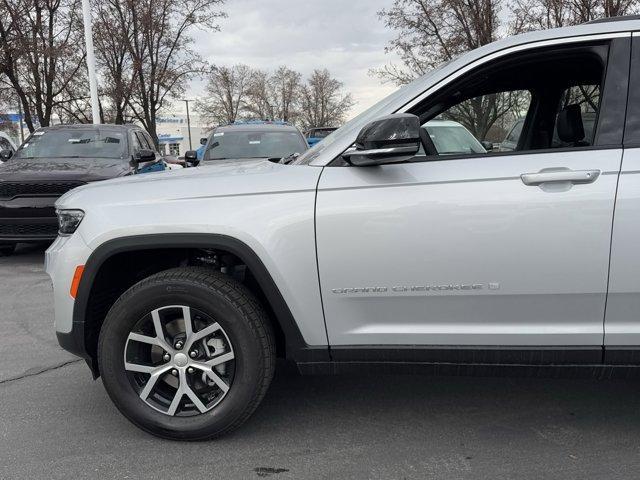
[56,209,85,235]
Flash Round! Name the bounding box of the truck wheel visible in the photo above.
[98,267,275,440]
[0,243,16,256]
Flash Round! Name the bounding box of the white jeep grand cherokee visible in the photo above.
[47,17,640,440]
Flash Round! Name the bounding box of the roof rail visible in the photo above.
[585,14,640,24]
[222,119,291,127]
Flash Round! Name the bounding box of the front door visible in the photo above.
[315,38,628,350]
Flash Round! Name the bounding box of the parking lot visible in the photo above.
[1,246,640,479]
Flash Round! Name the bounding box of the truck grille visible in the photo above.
[0,222,58,237]
[0,182,85,199]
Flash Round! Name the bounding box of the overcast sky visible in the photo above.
[188,0,402,118]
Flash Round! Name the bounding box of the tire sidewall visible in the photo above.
[99,275,267,439]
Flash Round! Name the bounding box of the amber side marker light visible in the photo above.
[70,265,85,299]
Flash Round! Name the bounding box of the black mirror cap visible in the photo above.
[345,113,421,166]
[200,137,208,146]
[0,149,13,161]
[135,149,156,163]
[185,150,200,166]
[355,113,421,150]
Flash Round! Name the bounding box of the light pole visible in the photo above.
[17,100,24,143]
[81,0,100,124]
[183,99,193,150]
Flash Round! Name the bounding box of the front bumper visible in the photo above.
[45,234,93,337]
[46,233,99,376]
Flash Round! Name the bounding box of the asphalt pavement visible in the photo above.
[2,245,640,479]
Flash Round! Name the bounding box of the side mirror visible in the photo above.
[185,150,200,166]
[343,113,421,166]
[200,137,208,146]
[0,149,13,161]
[481,141,494,151]
[135,149,156,163]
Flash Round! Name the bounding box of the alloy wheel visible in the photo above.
[123,305,235,416]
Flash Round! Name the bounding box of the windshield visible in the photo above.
[16,130,126,159]
[308,128,336,138]
[204,130,307,161]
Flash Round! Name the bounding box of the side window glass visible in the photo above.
[407,43,609,163]
[552,84,600,148]
[142,132,156,152]
[134,132,150,150]
[506,120,524,142]
[418,91,532,156]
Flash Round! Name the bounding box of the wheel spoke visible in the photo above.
[185,322,221,349]
[139,365,171,400]
[128,332,161,347]
[184,384,207,413]
[190,361,230,393]
[182,306,194,338]
[150,310,172,351]
[125,362,156,374]
[167,390,183,416]
[166,369,187,415]
[204,370,230,393]
[206,351,235,367]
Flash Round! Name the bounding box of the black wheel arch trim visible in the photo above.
[69,233,329,375]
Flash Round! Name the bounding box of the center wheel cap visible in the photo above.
[174,352,188,367]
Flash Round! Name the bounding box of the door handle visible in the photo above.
[520,169,600,186]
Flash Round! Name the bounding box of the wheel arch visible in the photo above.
[67,233,326,377]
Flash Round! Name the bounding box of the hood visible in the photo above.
[0,157,131,182]
[56,159,321,209]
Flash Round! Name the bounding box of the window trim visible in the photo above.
[623,33,640,147]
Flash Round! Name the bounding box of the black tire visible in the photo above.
[98,267,275,440]
[0,243,16,256]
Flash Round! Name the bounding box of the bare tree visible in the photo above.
[244,69,275,120]
[298,69,354,130]
[373,0,503,137]
[443,91,530,141]
[105,0,225,145]
[93,0,136,124]
[243,66,301,122]
[196,64,253,126]
[270,66,301,122]
[0,0,87,132]
[373,0,500,85]
[510,0,636,32]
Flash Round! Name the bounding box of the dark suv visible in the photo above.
[0,124,164,255]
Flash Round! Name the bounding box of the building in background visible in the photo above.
[156,114,209,157]
[0,113,26,147]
